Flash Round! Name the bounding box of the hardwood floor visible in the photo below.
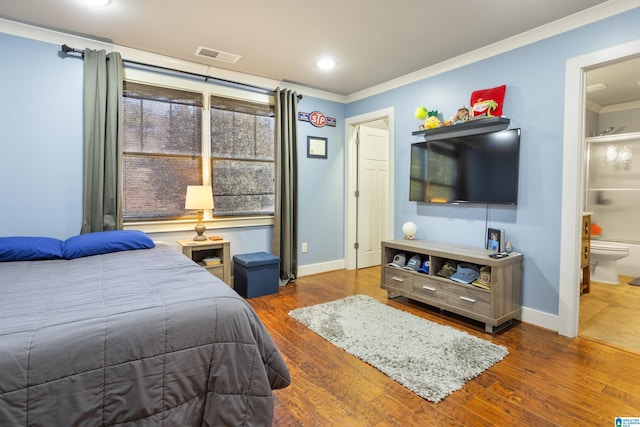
[247,267,640,426]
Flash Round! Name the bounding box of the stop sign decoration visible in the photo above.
[298,111,336,127]
[309,111,327,127]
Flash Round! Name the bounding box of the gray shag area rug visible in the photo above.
[289,294,508,402]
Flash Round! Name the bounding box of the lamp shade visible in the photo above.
[185,185,214,210]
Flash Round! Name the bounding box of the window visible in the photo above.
[210,96,275,216]
[121,80,275,223]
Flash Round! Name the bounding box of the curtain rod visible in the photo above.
[61,44,302,100]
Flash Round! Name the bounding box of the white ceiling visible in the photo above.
[586,55,640,109]
[1,0,636,102]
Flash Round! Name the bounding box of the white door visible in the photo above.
[357,124,389,268]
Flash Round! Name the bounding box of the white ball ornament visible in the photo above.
[402,222,417,240]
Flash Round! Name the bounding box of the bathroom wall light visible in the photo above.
[605,145,633,169]
[605,146,618,162]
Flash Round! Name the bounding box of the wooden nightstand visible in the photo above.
[177,239,231,286]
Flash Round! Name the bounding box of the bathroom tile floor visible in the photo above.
[579,274,640,354]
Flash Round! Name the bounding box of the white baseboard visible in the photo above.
[298,260,345,277]
[521,306,558,332]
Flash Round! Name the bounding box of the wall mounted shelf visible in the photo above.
[412,116,510,141]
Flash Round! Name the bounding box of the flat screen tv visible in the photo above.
[409,128,521,205]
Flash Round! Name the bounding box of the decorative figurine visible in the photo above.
[424,116,440,129]
[471,98,499,117]
[452,106,469,123]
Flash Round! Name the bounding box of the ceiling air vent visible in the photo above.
[195,46,241,64]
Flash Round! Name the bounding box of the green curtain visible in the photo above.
[81,49,123,233]
[273,88,299,284]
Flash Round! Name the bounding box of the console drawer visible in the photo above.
[383,267,413,292]
[413,276,447,303]
[447,285,490,317]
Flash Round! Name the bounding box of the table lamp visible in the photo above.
[185,185,214,241]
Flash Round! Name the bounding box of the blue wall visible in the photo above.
[0,34,84,239]
[346,8,640,315]
[296,97,346,265]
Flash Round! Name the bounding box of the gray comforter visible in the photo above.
[0,243,290,426]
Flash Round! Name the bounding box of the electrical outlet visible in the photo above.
[301,242,308,253]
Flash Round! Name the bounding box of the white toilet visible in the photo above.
[590,240,630,284]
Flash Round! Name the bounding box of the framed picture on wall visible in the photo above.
[307,136,327,159]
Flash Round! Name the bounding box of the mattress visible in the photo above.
[0,243,290,426]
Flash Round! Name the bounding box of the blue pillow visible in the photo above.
[0,236,64,262]
[63,230,155,259]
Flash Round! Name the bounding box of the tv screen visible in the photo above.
[409,128,521,205]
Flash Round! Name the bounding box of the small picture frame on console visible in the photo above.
[487,228,505,252]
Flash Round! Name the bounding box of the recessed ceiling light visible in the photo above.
[85,0,111,5]
[586,83,608,92]
[316,58,336,70]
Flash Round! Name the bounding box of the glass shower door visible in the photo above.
[586,132,640,244]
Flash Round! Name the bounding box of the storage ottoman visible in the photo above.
[233,252,280,298]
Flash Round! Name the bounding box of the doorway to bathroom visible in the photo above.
[578,55,640,353]
[558,38,640,342]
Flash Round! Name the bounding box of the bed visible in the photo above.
[0,231,290,426]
